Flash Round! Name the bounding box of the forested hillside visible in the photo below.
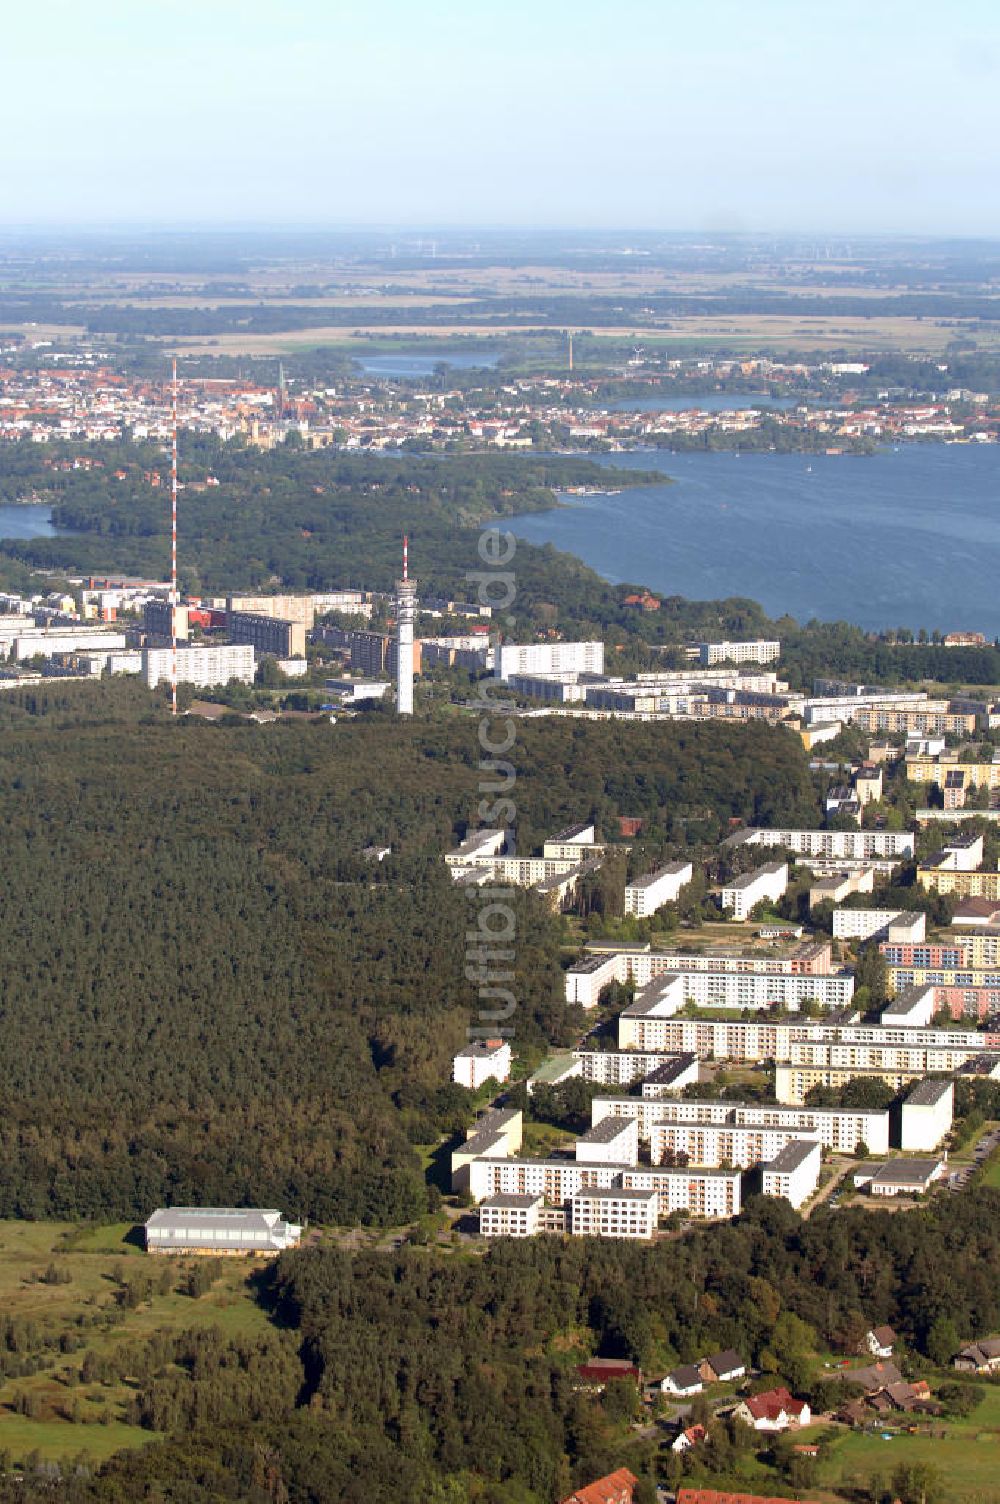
[0,689,816,1223]
[6,1192,1000,1503]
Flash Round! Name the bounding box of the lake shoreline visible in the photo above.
[510,443,1000,637]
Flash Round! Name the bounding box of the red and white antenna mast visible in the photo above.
[171,358,178,717]
[396,535,416,716]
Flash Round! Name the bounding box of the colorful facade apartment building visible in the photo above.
[886,965,1000,1019]
[906,753,1000,789]
[917,867,1000,900]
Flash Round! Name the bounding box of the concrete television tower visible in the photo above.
[396,536,416,716]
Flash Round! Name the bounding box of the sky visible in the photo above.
[2,0,998,233]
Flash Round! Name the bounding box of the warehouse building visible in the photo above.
[144,1207,302,1256]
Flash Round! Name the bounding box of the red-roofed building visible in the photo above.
[733,1386,811,1432]
[576,1358,642,1389]
[560,1467,638,1504]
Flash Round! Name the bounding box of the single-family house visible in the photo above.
[734,1386,811,1432]
[561,1468,638,1504]
[662,1364,704,1397]
[841,1360,903,1392]
[698,1349,747,1384]
[954,1337,1000,1374]
[671,1423,706,1454]
[576,1358,642,1389]
[866,1325,897,1358]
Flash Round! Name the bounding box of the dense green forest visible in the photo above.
[0,686,816,1223]
[5,1192,1000,1502]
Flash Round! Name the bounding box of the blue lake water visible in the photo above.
[0,504,56,539]
[511,444,1000,635]
[360,352,499,378]
[601,392,797,413]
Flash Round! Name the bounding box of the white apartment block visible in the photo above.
[590,1097,889,1155]
[574,1050,698,1092]
[13,629,128,661]
[564,939,833,1003]
[880,985,936,1028]
[618,973,854,1045]
[143,643,255,689]
[496,641,604,681]
[570,1187,658,1240]
[761,1139,822,1209]
[624,861,693,916]
[731,828,915,861]
[574,1117,639,1165]
[468,1156,625,1205]
[479,1193,543,1238]
[452,1040,512,1091]
[801,690,929,726]
[777,1062,941,1106]
[698,640,780,666]
[542,823,597,859]
[564,952,623,1007]
[621,1166,742,1217]
[721,863,788,920]
[649,1120,821,1171]
[471,1157,742,1225]
[900,1078,954,1151]
[507,672,588,703]
[444,829,507,869]
[783,1036,985,1075]
[629,944,833,978]
[445,824,602,898]
[833,909,926,943]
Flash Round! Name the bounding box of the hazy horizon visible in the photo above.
[3,0,998,235]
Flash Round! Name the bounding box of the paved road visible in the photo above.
[949,1124,1000,1192]
[802,1159,856,1219]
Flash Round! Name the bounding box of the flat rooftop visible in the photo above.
[872,1158,943,1185]
[644,1054,697,1084]
[529,1053,578,1084]
[549,822,594,844]
[568,954,620,975]
[573,1186,656,1202]
[578,1118,637,1144]
[726,863,785,888]
[630,861,692,887]
[764,1139,820,1173]
[448,828,505,859]
[904,1078,953,1107]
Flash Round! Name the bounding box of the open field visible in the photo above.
[155,313,1000,359]
[57,293,476,310]
[0,1220,274,1465]
[29,263,970,300]
[819,1382,1000,1501]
